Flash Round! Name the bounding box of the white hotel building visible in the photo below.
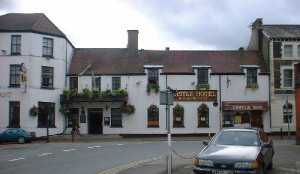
[0,13,271,137]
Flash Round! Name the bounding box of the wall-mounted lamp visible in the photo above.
[1,50,7,54]
[136,81,142,85]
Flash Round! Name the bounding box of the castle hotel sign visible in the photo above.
[174,90,217,101]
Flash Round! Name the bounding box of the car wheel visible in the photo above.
[267,160,273,170]
[17,136,26,144]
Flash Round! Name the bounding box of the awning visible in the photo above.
[222,101,269,111]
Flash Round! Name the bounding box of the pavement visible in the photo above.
[1,135,299,174]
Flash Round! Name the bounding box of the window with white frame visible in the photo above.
[10,64,21,87]
[247,69,258,84]
[148,69,159,84]
[283,69,293,87]
[197,69,208,84]
[284,45,292,57]
[11,35,21,55]
[43,38,53,57]
[9,101,20,127]
[41,66,54,88]
[112,77,121,91]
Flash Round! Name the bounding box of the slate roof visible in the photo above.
[68,49,268,75]
[262,25,300,39]
[0,13,66,38]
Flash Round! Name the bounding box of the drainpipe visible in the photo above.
[219,75,222,131]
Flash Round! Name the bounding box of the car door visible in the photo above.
[258,130,272,166]
[3,129,16,141]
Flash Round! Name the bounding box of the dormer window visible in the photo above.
[197,69,208,84]
[247,69,257,84]
[148,69,158,84]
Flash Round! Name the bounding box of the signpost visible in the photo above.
[160,88,174,174]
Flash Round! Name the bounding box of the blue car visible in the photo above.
[0,128,36,144]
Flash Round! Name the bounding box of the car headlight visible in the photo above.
[198,159,214,167]
[234,162,259,169]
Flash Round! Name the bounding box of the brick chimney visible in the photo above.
[127,30,139,55]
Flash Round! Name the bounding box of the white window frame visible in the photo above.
[281,66,294,88]
[283,45,293,58]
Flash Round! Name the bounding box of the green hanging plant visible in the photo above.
[147,83,160,95]
[196,83,210,90]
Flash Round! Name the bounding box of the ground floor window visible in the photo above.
[148,104,159,127]
[38,102,55,127]
[173,104,184,127]
[68,108,79,127]
[9,101,20,127]
[111,108,122,127]
[223,111,233,127]
[283,104,293,123]
[198,104,209,127]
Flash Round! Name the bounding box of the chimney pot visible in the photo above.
[165,47,170,51]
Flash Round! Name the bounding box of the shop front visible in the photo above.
[222,101,269,129]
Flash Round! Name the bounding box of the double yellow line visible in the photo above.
[98,156,166,174]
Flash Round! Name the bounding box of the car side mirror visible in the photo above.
[203,140,209,145]
[261,143,271,148]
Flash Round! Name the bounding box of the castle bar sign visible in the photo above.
[174,90,217,101]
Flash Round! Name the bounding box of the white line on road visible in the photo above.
[37,153,53,156]
[63,149,76,152]
[8,158,25,162]
[116,144,124,146]
[88,146,101,149]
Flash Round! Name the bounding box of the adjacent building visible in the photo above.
[248,18,300,133]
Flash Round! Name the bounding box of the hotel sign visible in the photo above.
[222,101,269,111]
[174,90,217,101]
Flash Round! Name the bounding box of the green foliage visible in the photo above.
[196,83,210,90]
[147,83,160,95]
[120,104,136,115]
[246,83,259,89]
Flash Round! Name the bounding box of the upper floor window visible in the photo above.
[148,69,159,84]
[43,38,53,57]
[247,69,257,84]
[284,45,292,57]
[11,35,21,55]
[41,66,54,88]
[197,69,208,84]
[9,101,20,128]
[298,45,300,57]
[273,42,282,58]
[283,69,293,87]
[283,103,292,123]
[69,77,78,90]
[10,65,21,87]
[95,77,101,91]
[38,102,55,127]
[112,77,121,91]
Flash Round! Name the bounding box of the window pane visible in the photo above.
[70,77,78,90]
[112,77,121,91]
[68,108,79,127]
[284,45,292,57]
[38,102,55,127]
[43,38,53,57]
[198,69,208,84]
[198,105,209,127]
[298,45,300,57]
[11,35,21,54]
[9,101,20,127]
[111,108,122,127]
[247,69,257,84]
[148,69,159,84]
[284,69,293,87]
[10,65,21,86]
[41,66,54,88]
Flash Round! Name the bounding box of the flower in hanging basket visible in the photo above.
[198,103,209,113]
[29,105,39,116]
[120,104,136,115]
[149,104,159,116]
[59,104,71,116]
[173,104,184,117]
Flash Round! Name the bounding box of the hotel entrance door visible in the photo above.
[88,108,103,134]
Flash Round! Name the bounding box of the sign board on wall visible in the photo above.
[173,90,218,102]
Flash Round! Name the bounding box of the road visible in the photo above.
[0,141,204,174]
[0,140,298,174]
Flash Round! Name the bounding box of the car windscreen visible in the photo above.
[211,131,260,146]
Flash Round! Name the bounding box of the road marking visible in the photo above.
[274,166,297,172]
[88,146,101,149]
[98,156,166,174]
[63,149,76,152]
[8,158,25,162]
[116,144,124,146]
[37,153,53,157]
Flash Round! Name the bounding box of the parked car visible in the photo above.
[193,128,274,174]
[0,128,36,144]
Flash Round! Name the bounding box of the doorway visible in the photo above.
[88,108,103,134]
[251,111,263,128]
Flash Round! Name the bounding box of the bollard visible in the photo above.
[72,131,74,142]
[280,128,282,140]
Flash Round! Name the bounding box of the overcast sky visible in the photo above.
[1,0,299,50]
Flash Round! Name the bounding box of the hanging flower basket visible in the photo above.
[173,104,184,117]
[198,103,209,114]
[29,105,39,116]
[120,104,136,115]
[59,104,71,116]
[149,104,159,116]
